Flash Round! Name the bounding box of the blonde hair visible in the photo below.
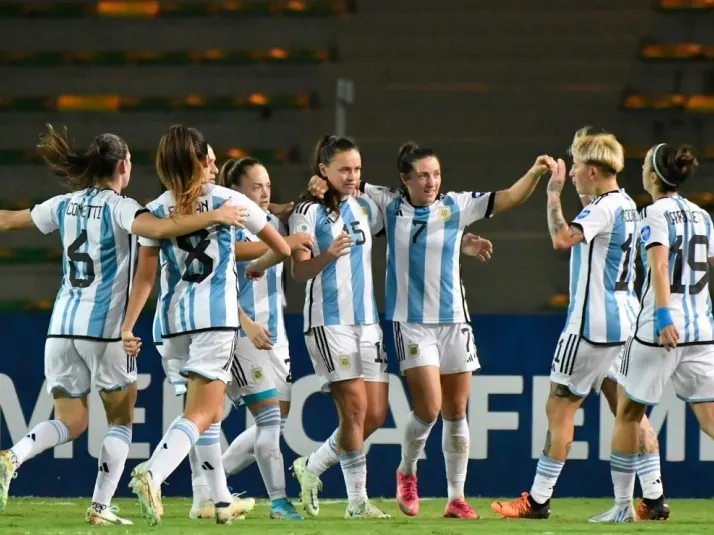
[569,126,624,175]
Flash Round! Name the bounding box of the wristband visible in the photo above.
[655,307,673,333]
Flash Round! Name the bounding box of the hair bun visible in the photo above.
[674,146,698,177]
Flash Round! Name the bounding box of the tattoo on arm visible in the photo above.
[547,194,568,239]
[570,226,583,239]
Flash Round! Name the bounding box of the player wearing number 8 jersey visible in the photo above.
[0,125,246,526]
[121,125,290,527]
[494,128,666,522]
[289,135,390,520]
[591,143,714,523]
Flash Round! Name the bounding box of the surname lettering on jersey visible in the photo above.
[65,202,103,219]
[620,209,639,223]
[167,199,210,215]
[664,209,704,226]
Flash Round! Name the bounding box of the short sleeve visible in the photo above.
[228,192,267,235]
[706,213,714,258]
[362,182,399,212]
[639,207,669,251]
[113,197,144,234]
[138,201,161,247]
[452,192,495,226]
[356,196,384,235]
[570,203,612,244]
[289,202,317,237]
[30,194,68,234]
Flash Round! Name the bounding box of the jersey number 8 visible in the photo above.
[177,229,214,283]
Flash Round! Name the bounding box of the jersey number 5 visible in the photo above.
[67,229,95,288]
[177,229,214,283]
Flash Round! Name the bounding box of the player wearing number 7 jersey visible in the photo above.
[493,128,666,521]
[591,143,714,523]
[0,125,247,526]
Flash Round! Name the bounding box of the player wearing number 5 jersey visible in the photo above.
[289,135,390,520]
[122,125,291,527]
[494,128,666,522]
[591,144,714,523]
[0,125,246,526]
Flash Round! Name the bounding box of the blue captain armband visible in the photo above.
[655,307,673,333]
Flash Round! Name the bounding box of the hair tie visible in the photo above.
[652,143,676,186]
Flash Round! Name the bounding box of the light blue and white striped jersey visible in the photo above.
[564,190,640,344]
[363,184,494,324]
[289,196,383,331]
[636,194,714,345]
[139,183,267,337]
[236,213,287,344]
[30,188,142,340]
[152,307,163,347]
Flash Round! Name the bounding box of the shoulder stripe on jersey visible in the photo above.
[295,200,316,216]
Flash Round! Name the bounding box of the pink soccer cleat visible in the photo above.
[395,471,419,516]
[444,497,479,519]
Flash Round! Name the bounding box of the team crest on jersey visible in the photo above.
[361,207,369,217]
[408,344,420,357]
[251,367,265,383]
[297,223,310,233]
[338,355,351,369]
[641,225,651,241]
[437,207,451,221]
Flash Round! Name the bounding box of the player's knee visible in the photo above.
[62,415,88,440]
[616,395,646,423]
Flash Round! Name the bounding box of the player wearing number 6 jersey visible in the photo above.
[289,135,391,520]
[494,128,666,522]
[0,125,247,526]
[591,144,714,523]
[121,125,291,527]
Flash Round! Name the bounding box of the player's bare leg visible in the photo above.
[492,383,582,519]
[601,378,669,521]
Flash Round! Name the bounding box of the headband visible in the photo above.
[652,143,676,186]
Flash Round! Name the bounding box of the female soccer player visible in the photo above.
[0,124,247,525]
[288,135,391,519]
[121,125,291,526]
[591,144,714,523]
[493,128,667,521]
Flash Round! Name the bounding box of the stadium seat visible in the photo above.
[0,48,338,67]
[0,94,320,112]
[621,91,714,112]
[656,0,714,12]
[640,41,714,60]
[0,0,355,18]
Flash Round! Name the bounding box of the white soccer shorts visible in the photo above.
[162,330,237,384]
[304,323,388,393]
[549,332,622,397]
[225,337,292,405]
[621,337,714,405]
[44,338,137,397]
[156,343,187,396]
[393,322,480,375]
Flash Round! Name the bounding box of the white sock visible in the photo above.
[254,405,286,501]
[339,449,367,505]
[398,412,434,476]
[223,415,287,476]
[149,417,199,486]
[189,448,211,506]
[147,414,182,468]
[530,454,564,504]
[91,425,131,507]
[611,452,637,505]
[194,423,232,505]
[637,453,664,500]
[11,420,71,467]
[442,417,469,502]
[222,425,257,476]
[306,429,340,476]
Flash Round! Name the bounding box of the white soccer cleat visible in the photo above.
[85,504,133,525]
[129,465,163,526]
[291,456,322,517]
[189,500,215,520]
[344,497,391,519]
[214,495,256,524]
[588,502,636,523]
[0,451,17,514]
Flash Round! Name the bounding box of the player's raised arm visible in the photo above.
[129,200,249,239]
[491,155,554,215]
[546,159,587,250]
[0,209,34,231]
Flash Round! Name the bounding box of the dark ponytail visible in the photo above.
[218,157,261,189]
[651,143,699,192]
[37,124,127,191]
[396,141,438,198]
[298,134,358,214]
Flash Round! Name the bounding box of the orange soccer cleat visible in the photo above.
[491,492,551,519]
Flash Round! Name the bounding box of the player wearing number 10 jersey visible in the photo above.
[0,125,243,526]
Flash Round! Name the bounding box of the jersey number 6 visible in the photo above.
[67,229,96,288]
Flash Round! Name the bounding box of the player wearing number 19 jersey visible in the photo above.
[591,143,714,523]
